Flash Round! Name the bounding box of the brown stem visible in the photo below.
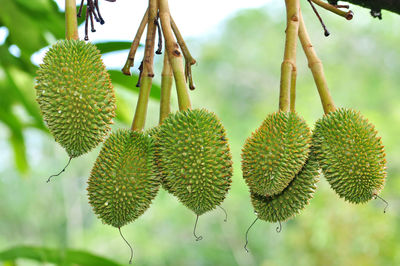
[143,4,158,78]
[122,8,149,76]
[298,11,336,114]
[311,0,354,20]
[308,0,330,36]
[131,0,158,131]
[171,16,196,90]
[158,0,191,111]
[329,0,400,17]
[279,0,300,112]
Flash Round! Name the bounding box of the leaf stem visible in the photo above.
[131,0,158,131]
[298,11,336,114]
[65,0,79,40]
[158,0,191,111]
[122,8,149,75]
[279,0,300,112]
[159,50,173,124]
[310,0,353,20]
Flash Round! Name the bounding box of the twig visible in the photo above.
[311,0,353,20]
[171,17,197,90]
[279,0,300,112]
[307,0,330,36]
[131,0,158,131]
[298,10,336,114]
[155,13,163,54]
[122,8,149,75]
[84,5,89,40]
[78,0,112,40]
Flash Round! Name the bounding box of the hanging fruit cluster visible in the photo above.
[33,0,388,262]
[243,0,387,250]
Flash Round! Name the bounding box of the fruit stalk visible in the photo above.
[122,8,149,75]
[131,0,158,131]
[65,0,79,40]
[158,0,192,111]
[298,11,336,114]
[290,67,297,112]
[159,50,173,124]
[279,0,300,112]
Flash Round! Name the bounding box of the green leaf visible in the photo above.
[0,246,121,266]
[4,67,46,131]
[3,261,16,266]
[0,1,48,54]
[14,0,55,13]
[95,41,140,54]
[108,70,161,100]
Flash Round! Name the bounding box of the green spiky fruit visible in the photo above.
[251,152,320,222]
[35,39,115,158]
[87,130,160,228]
[313,108,386,203]
[242,111,311,196]
[156,109,233,215]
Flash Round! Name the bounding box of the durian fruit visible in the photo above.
[251,152,320,223]
[156,108,233,215]
[312,108,386,203]
[87,129,160,228]
[242,111,311,196]
[35,39,115,158]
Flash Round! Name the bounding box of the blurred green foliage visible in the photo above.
[1,0,400,265]
[0,246,120,265]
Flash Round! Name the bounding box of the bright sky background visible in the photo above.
[55,0,269,39]
[49,0,270,68]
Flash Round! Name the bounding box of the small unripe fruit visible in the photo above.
[156,109,233,215]
[87,130,160,228]
[313,108,386,203]
[242,111,311,196]
[35,39,115,158]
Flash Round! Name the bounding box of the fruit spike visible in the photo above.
[156,109,233,215]
[251,151,320,223]
[87,130,160,228]
[241,111,311,196]
[35,39,116,158]
[313,108,386,203]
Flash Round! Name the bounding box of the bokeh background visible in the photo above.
[1,0,400,265]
